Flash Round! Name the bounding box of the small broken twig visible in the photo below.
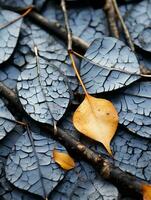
[104,0,119,38]
[112,0,135,51]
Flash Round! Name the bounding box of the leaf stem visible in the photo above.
[0,116,27,126]
[61,0,72,50]
[14,119,27,126]
[61,0,89,97]
[69,52,89,97]
[26,124,48,199]
[33,45,56,127]
[0,7,32,30]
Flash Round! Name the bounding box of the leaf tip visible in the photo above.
[104,142,113,157]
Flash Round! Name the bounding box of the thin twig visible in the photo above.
[61,0,72,50]
[69,52,89,96]
[112,0,135,51]
[0,7,32,30]
[104,0,119,38]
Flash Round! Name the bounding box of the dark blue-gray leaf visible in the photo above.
[112,81,151,138]
[90,128,151,183]
[5,129,65,198]
[50,161,119,200]
[0,98,16,140]
[79,37,140,94]
[43,2,108,44]
[119,3,133,18]
[125,0,151,52]
[13,50,26,68]
[0,65,20,90]
[0,10,22,64]
[19,22,77,91]
[17,56,70,125]
[112,129,151,182]
[0,125,24,158]
[0,159,40,200]
[0,0,46,9]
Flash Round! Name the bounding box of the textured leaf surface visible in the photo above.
[0,10,22,64]
[112,81,151,138]
[79,37,140,94]
[0,65,20,90]
[5,129,65,198]
[73,94,118,155]
[112,129,151,182]
[19,22,77,91]
[0,125,24,158]
[17,55,70,125]
[0,161,39,200]
[0,126,41,200]
[125,0,151,52]
[43,2,108,44]
[0,98,16,140]
[91,128,151,183]
[50,161,119,200]
[0,0,46,9]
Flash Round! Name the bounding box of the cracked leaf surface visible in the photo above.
[125,0,151,52]
[43,2,108,44]
[50,161,119,200]
[0,98,16,140]
[79,37,140,94]
[5,129,65,198]
[112,129,151,182]
[17,56,70,125]
[19,22,77,91]
[0,10,22,64]
[0,65,20,90]
[0,0,46,9]
[112,81,151,138]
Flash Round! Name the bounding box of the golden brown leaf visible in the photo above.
[53,149,75,170]
[73,94,118,155]
[142,184,151,200]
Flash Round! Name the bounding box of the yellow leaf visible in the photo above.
[53,149,75,170]
[73,94,118,155]
[142,184,151,200]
